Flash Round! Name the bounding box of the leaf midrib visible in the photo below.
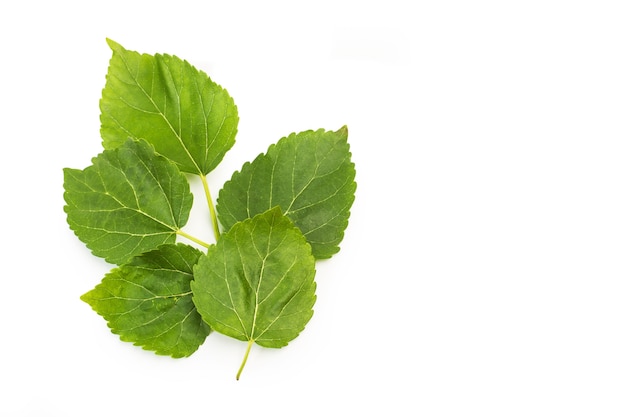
[117,50,203,175]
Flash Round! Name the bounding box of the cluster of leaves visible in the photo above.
[63,40,356,379]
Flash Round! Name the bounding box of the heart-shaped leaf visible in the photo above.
[216,127,356,259]
[100,39,238,175]
[63,138,193,264]
[191,207,316,378]
[81,244,210,358]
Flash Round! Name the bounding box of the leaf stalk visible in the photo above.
[201,175,221,241]
[236,339,254,380]
[176,230,211,248]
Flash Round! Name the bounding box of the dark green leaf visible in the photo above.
[100,39,238,175]
[216,127,356,258]
[191,207,316,349]
[81,244,210,358]
[63,138,193,264]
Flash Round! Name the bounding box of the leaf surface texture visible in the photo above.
[191,207,316,348]
[81,244,210,357]
[216,127,356,259]
[100,39,238,175]
[63,138,193,264]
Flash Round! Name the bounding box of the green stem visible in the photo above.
[176,230,211,248]
[201,175,220,241]
[236,339,254,380]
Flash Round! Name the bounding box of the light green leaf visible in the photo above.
[216,127,356,259]
[81,244,210,358]
[63,138,193,264]
[100,39,238,175]
[191,207,316,378]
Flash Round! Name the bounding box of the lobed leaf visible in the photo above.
[63,138,193,264]
[216,127,356,259]
[81,244,211,358]
[191,207,317,349]
[100,39,238,175]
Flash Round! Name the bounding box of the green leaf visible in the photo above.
[81,244,210,358]
[216,127,356,259]
[100,39,238,175]
[63,138,193,264]
[191,207,316,378]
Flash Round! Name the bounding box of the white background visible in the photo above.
[1,1,625,415]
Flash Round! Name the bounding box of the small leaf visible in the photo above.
[191,207,316,377]
[63,138,193,264]
[216,127,356,258]
[100,39,238,175]
[81,244,210,358]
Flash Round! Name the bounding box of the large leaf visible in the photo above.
[216,127,356,259]
[191,207,316,350]
[100,39,238,175]
[81,244,210,358]
[63,138,193,264]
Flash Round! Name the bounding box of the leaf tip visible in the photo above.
[79,289,95,306]
[105,38,122,51]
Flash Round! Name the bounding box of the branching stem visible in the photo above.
[201,174,220,241]
[237,339,254,380]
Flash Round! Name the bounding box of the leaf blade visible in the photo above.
[81,244,210,358]
[191,207,316,349]
[63,138,193,264]
[216,127,356,258]
[100,39,238,175]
